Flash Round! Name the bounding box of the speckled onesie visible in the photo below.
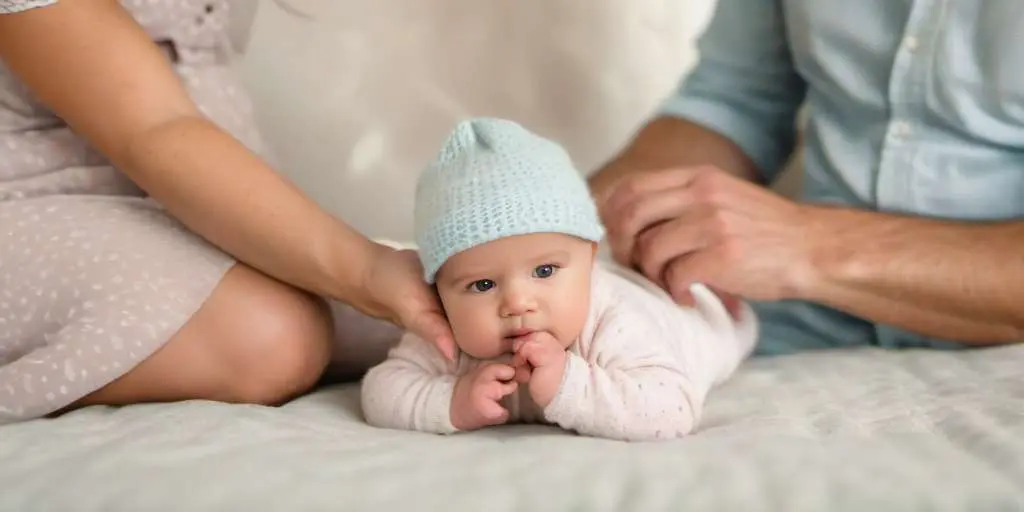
[0,0,397,424]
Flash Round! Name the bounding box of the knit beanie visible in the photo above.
[414,117,605,283]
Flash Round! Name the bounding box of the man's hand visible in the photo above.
[511,332,568,408]
[599,166,820,308]
[450,363,518,431]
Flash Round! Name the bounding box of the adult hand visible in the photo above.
[358,243,456,360]
[598,166,818,308]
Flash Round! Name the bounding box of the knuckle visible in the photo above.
[719,239,743,262]
[621,202,644,233]
[692,171,724,203]
[692,184,713,206]
[697,164,722,176]
[617,175,641,198]
[604,182,632,212]
[707,208,730,235]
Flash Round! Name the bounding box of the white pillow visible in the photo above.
[240,0,718,244]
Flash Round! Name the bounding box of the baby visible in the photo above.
[360,118,758,442]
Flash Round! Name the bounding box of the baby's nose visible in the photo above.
[500,291,537,317]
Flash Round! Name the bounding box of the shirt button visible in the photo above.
[903,36,919,51]
[889,121,912,140]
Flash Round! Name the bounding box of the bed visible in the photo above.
[2,343,1023,511]
[3,3,1023,510]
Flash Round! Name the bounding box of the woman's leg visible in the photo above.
[73,263,332,408]
[74,271,409,407]
[0,196,331,423]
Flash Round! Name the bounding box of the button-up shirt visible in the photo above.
[658,0,1023,353]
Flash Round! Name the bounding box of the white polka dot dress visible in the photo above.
[0,0,271,423]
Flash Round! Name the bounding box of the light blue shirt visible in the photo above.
[658,0,1024,354]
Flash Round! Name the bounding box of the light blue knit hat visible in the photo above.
[414,117,605,283]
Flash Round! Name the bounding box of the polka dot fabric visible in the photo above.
[0,0,51,13]
[0,0,268,423]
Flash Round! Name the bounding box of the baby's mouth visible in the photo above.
[504,327,535,341]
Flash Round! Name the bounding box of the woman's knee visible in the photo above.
[77,264,333,408]
[204,265,333,405]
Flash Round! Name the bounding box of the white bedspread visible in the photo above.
[2,345,1023,511]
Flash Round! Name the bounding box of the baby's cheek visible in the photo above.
[449,314,503,358]
[550,282,591,347]
[441,293,505,358]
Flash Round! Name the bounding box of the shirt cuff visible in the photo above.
[423,375,460,434]
[542,352,587,425]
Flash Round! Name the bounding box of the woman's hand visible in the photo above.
[0,3,459,355]
[358,243,456,361]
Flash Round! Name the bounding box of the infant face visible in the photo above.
[434,233,596,360]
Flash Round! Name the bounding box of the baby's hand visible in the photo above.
[512,332,567,408]
[450,362,518,431]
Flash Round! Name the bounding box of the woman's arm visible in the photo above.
[0,1,374,303]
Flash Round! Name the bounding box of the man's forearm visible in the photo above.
[802,206,1024,344]
[588,116,764,201]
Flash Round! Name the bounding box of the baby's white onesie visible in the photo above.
[360,262,758,441]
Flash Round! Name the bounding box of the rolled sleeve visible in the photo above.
[659,0,807,182]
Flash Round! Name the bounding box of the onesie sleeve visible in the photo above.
[360,332,460,434]
[543,310,703,442]
[0,0,57,14]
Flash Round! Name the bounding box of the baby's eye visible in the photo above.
[469,279,495,292]
[533,264,558,279]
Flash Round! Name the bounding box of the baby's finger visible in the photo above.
[537,331,563,346]
[480,379,512,402]
[518,341,546,366]
[480,363,516,382]
[480,399,509,422]
[513,363,532,383]
[511,351,526,367]
[513,337,529,353]
[483,379,517,400]
[517,348,536,368]
[499,380,518,396]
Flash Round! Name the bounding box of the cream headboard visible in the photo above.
[237,0,719,243]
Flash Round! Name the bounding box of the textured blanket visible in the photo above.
[2,344,1022,511]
